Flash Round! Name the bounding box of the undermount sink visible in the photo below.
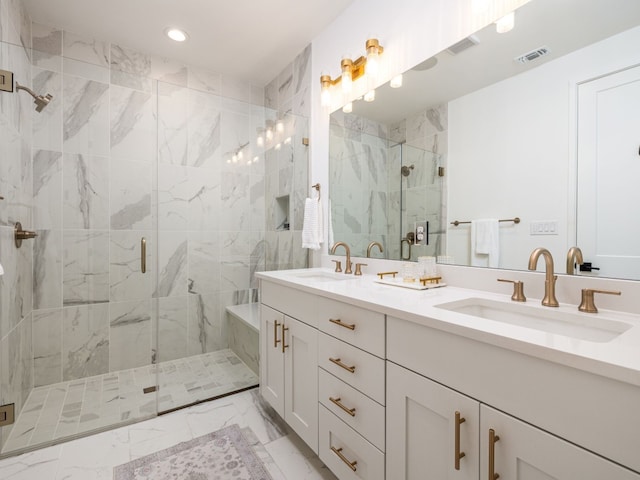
[289,271,352,282]
[435,298,632,342]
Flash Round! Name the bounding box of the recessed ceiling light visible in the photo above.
[165,28,188,42]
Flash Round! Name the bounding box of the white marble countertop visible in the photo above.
[257,268,640,387]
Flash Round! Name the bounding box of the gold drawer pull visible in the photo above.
[330,446,357,472]
[329,357,355,373]
[329,318,356,330]
[329,396,356,417]
[454,411,466,470]
[489,428,500,479]
[281,324,289,353]
[273,320,281,348]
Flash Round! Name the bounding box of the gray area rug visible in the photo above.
[113,424,273,480]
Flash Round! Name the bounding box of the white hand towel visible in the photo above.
[302,197,321,250]
[0,261,4,276]
[471,219,499,268]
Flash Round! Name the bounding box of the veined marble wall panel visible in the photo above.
[62,303,109,381]
[109,299,152,371]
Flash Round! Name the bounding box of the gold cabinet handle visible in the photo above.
[454,411,466,470]
[330,446,357,472]
[329,396,356,417]
[273,320,281,348]
[329,318,356,330]
[141,237,147,274]
[281,323,289,353]
[329,357,355,373]
[489,428,500,480]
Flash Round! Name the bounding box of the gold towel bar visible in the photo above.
[450,217,520,226]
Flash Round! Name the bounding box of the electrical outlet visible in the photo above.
[530,221,558,235]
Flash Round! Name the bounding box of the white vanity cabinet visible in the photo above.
[316,297,386,480]
[387,315,640,479]
[260,284,319,452]
[386,361,480,480]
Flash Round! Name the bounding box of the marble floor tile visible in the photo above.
[0,386,336,480]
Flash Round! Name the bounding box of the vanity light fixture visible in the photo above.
[342,102,353,113]
[390,74,403,88]
[265,120,274,141]
[495,12,515,33]
[319,38,384,106]
[364,89,376,102]
[276,117,284,133]
[165,28,188,42]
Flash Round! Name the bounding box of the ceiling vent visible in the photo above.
[515,46,550,64]
[446,35,480,55]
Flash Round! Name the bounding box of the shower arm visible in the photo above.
[15,82,39,99]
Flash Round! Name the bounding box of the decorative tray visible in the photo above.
[374,278,447,290]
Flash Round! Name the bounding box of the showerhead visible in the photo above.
[401,164,415,177]
[15,82,53,112]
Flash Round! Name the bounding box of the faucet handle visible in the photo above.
[497,278,527,302]
[331,260,342,273]
[578,288,621,313]
[345,261,353,275]
[354,263,368,276]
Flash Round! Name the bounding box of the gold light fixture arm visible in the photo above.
[320,39,384,93]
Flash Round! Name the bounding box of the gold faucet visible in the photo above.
[528,247,559,307]
[366,241,383,258]
[330,241,352,274]
[566,246,584,275]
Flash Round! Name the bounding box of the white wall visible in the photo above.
[447,26,640,270]
[310,0,530,264]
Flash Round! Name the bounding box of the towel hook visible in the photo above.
[312,183,321,200]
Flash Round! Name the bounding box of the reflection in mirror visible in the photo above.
[328,0,640,280]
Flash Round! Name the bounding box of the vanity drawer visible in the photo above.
[319,405,384,480]
[316,296,385,357]
[319,368,385,451]
[319,332,385,405]
[260,280,317,327]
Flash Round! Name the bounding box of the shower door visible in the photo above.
[0,37,160,457]
[399,143,445,260]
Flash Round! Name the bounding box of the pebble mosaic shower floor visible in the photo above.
[2,349,258,454]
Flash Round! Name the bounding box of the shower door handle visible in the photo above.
[141,237,147,274]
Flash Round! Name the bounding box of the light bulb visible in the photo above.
[342,102,353,113]
[253,156,259,163]
[276,118,284,133]
[237,150,243,160]
[364,89,375,102]
[275,143,282,151]
[495,12,515,33]
[390,74,403,88]
[320,75,332,107]
[266,122,274,141]
[256,129,264,147]
[284,137,292,145]
[232,154,238,163]
[365,39,381,80]
[341,58,353,94]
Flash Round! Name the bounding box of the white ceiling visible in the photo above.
[22,0,355,86]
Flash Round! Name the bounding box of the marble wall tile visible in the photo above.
[187,166,220,231]
[221,75,252,104]
[292,44,311,117]
[110,85,155,162]
[109,299,152,371]
[155,295,188,363]
[62,57,110,83]
[187,90,221,168]
[220,171,250,231]
[249,174,266,232]
[187,293,223,355]
[33,308,62,386]
[33,228,62,310]
[110,43,150,77]
[110,159,152,230]
[63,153,109,229]
[62,230,109,305]
[228,314,258,375]
[187,66,222,95]
[32,68,62,151]
[62,303,109,381]
[62,74,109,155]
[33,149,62,229]
[158,83,187,166]
[221,110,250,161]
[150,55,187,87]
[220,257,250,292]
[31,22,62,71]
[264,78,277,110]
[155,231,188,298]
[188,231,220,295]
[62,30,110,67]
[109,230,152,302]
[158,164,189,230]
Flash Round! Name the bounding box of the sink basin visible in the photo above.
[435,298,632,342]
[289,271,351,282]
